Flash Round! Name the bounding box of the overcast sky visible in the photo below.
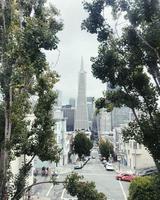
[46,0,106,104]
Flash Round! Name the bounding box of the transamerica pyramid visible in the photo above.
[74,57,89,131]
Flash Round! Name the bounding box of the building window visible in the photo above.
[133,142,137,149]
[129,141,132,148]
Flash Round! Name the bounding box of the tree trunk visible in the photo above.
[1,89,12,199]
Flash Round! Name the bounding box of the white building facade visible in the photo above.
[113,125,155,171]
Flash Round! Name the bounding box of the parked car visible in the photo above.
[74,162,83,169]
[138,167,158,176]
[121,174,136,182]
[100,157,106,161]
[116,173,136,182]
[74,165,82,169]
[52,171,58,177]
[102,160,107,165]
[106,163,114,171]
[116,172,127,180]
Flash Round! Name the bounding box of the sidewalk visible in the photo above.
[32,196,50,200]
[56,164,73,175]
[113,162,134,174]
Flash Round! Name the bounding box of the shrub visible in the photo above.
[128,175,160,200]
[64,173,107,200]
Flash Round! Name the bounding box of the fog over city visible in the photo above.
[46,0,106,104]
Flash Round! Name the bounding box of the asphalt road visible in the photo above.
[78,148,129,200]
[32,148,130,200]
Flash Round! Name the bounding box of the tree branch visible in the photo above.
[25,155,36,167]
[13,180,66,200]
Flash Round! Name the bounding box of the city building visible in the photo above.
[54,109,69,166]
[55,89,62,108]
[97,82,133,139]
[62,105,75,132]
[87,97,95,130]
[69,98,76,108]
[113,124,155,171]
[74,57,89,131]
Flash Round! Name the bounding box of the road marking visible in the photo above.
[61,189,78,200]
[78,173,114,176]
[46,185,53,197]
[61,188,66,199]
[119,181,127,200]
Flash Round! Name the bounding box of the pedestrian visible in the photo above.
[45,167,48,176]
[41,166,46,176]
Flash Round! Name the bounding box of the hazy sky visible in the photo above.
[46,0,106,104]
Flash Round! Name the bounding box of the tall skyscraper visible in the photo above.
[69,98,76,108]
[75,58,89,131]
[62,105,75,131]
[55,89,62,108]
[87,97,95,130]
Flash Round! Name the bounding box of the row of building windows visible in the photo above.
[125,141,142,150]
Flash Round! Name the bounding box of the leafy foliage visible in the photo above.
[64,172,107,200]
[0,0,63,198]
[73,132,93,159]
[99,139,114,160]
[0,103,5,145]
[82,0,160,171]
[128,175,160,200]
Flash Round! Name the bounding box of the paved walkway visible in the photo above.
[113,162,134,174]
[32,196,50,200]
[56,164,73,175]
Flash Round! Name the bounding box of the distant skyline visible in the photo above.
[46,0,106,104]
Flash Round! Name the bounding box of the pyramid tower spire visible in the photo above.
[75,57,89,131]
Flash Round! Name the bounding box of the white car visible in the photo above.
[102,160,107,165]
[106,163,114,171]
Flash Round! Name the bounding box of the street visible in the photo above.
[78,149,129,200]
[32,149,129,200]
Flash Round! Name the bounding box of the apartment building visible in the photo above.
[114,125,155,171]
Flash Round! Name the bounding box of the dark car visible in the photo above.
[138,167,158,176]
[74,165,82,169]
[74,163,83,169]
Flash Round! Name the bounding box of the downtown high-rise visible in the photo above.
[74,58,89,131]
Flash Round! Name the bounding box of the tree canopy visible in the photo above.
[0,0,63,198]
[73,132,93,159]
[99,139,114,161]
[64,172,107,200]
[82,0,160,171]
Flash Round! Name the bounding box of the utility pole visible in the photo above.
[134,142,137,173]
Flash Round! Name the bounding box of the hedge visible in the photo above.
[128,175,160,200]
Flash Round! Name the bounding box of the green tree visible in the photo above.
[99,139,114,161]
[73,132,93,160]
[0,0,62,199]
[82,0,160,171]
[64,172,107,200]
[128,175,160,200]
